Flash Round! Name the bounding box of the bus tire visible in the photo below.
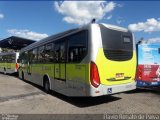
[4,68,6,75]
[21,71,24,80]
[43,77,50,94]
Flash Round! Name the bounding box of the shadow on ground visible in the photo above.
[51,92,121,108]
[124,88,160,95]
[24,80,122,108]
[19,79,122,107]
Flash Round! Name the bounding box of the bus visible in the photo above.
[18,23,137,96]
[0,52,19,74]
[136,43,160,87]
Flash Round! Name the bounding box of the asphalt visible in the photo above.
[0,73,159,120]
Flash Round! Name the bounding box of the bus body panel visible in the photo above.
[19,63,90,96]
[137,44,160,87]
[96,48,137,86]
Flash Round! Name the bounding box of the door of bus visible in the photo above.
[54,41,66,81]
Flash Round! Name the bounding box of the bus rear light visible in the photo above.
[16,63,19,70]
[90,62,100,88]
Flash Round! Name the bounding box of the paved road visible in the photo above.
[0,73,159,119]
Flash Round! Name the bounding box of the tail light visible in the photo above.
[16,63,19,70]
[90,62,100,88]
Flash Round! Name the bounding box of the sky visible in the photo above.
[0,1,160,42]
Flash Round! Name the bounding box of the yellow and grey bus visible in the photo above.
[18,23,137,96]
[0,52,19,74]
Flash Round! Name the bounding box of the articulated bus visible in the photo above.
[136,43,160,87]
[0,52,19,74]
[18,23,137,96]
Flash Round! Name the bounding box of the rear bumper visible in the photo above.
[88,81,136,96]
[136,80,160,87]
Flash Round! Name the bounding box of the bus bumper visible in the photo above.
[88,81,136,96]
[136,80,160,87]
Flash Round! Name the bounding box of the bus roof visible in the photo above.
[20,23,130,52]
[101,23,129,32]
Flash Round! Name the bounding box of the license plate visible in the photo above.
[116,73,124,79]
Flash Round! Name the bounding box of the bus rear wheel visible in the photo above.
[44,79,50,94]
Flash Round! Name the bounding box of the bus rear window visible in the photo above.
[100,25,133,61]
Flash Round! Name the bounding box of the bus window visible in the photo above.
[11,54,15,63]
[2,55,5,62]
[28,49,37,64]
[60,42,66,63]
[28,50,33,64]
[54,43,60,63]
[19,52,27,64]
[68,31,87,63]
[54,41,66,63]
[45,43,54,63]
[100,25,133,61]
[32,48,38,63]
[158,48,160,54]
[38,46,45,63]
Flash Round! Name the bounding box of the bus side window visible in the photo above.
[2,55,7,62]
[59,42,66,63]
[38,46,45,63]
[20,52,28,64]
[32,48,38,63]
[11,54,15,63]
[45,43,54,63]
[28,50,33,64]
[68,31,88,63]
[54,40,66,63]
[158,48,160,54]
[54,43,60,63]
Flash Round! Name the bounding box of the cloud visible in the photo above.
[7,29,48,40]
[0,13,4,19]
[116,17,125,24]
[117,3,123,8]
[106,15,112,20]
[147,37,160,43]
[128,18,160,33]
[54,1,116,25]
